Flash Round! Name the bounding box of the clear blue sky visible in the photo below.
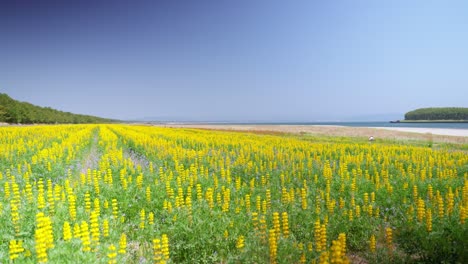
[1,0,467,121]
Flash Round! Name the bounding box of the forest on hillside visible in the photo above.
[405,107,468,121]
[0,93,116,124]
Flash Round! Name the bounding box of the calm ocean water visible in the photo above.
[206,122,468,129]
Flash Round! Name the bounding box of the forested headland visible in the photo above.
[404,107,468,121]
[0,93,116,124]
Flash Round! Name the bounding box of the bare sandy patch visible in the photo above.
[374,127,468,137]
[159,124,468,144]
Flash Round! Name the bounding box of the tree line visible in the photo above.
[405,107,468,121]
[0,93,117,124]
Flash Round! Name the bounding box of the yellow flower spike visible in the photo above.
[281,212,289,238]
[266,189,271,209]
[245,194,251,212]
[84,192,91,213]
[102,219,110,237]
[136,174,143,189]
[68,192,77,220]
[80,221,91,252]
[447,189,455,216]
[112,199,119,219]
[90,211,100,248]
[428,185,433,200]
[196,184,202,201]
[301,188,308,210]
[118,234,127,254]
[9,240,24,260]
[368,205,373,217]
[272,212,281,239]
[460,205,467,224]
[369,234,376,253]
[355,205,361,218]
[37,179,46,209]
[338,233,346,255]
[417,198,425,222]
[251,212,259,232]
[318,251,329,264]
[10,203,20,234]
[268,229,277,264]
[63,221,72,241]
[94,198,101,216]
[236,235,245,250]
[80,173,86,185]
[314,220,322,252]
[73,223,81,239]
[53,184,62,202]
[161,234,170,260]
[35,212,53,263]
[385,227,393,251]
[426,208,432,232]
[107,244,117,264]
[140,209,146,229]
[320,224,327,251]
[25,182,33,202]
[259,215,267,242]
[146,186,151,202]
[153,239,163,263]
[205,188,214,209]
[149,212,155,225]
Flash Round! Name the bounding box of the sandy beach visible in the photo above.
[374,127,468,137]
[162,124,468,144]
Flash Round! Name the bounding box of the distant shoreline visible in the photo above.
[148,121,468,130]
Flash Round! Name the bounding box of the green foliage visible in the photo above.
[1,125,466,263]
[405,107,468,121]
[397,222,468,263]
[0,93,116,124]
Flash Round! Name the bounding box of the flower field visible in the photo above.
[0,124,467,263]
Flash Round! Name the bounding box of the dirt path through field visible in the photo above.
[80,129,101,174]
[123,148,150,170]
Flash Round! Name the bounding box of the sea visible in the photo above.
[187,122,468,129]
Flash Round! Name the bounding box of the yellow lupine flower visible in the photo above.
[272,212,281,239]
[63,221,72,241]
[153,239,163,263]
[118,234,127,254]
[385,227,393,251]
[236,235,245,250]
[369,234,376,253]
[268,229,277,264]
[282,212,289,238]
[9,240,24,260]
[81,221,91,252]
[161,234,170,261]
[108,244,117,264]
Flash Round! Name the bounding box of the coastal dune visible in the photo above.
[162,124,468,144]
